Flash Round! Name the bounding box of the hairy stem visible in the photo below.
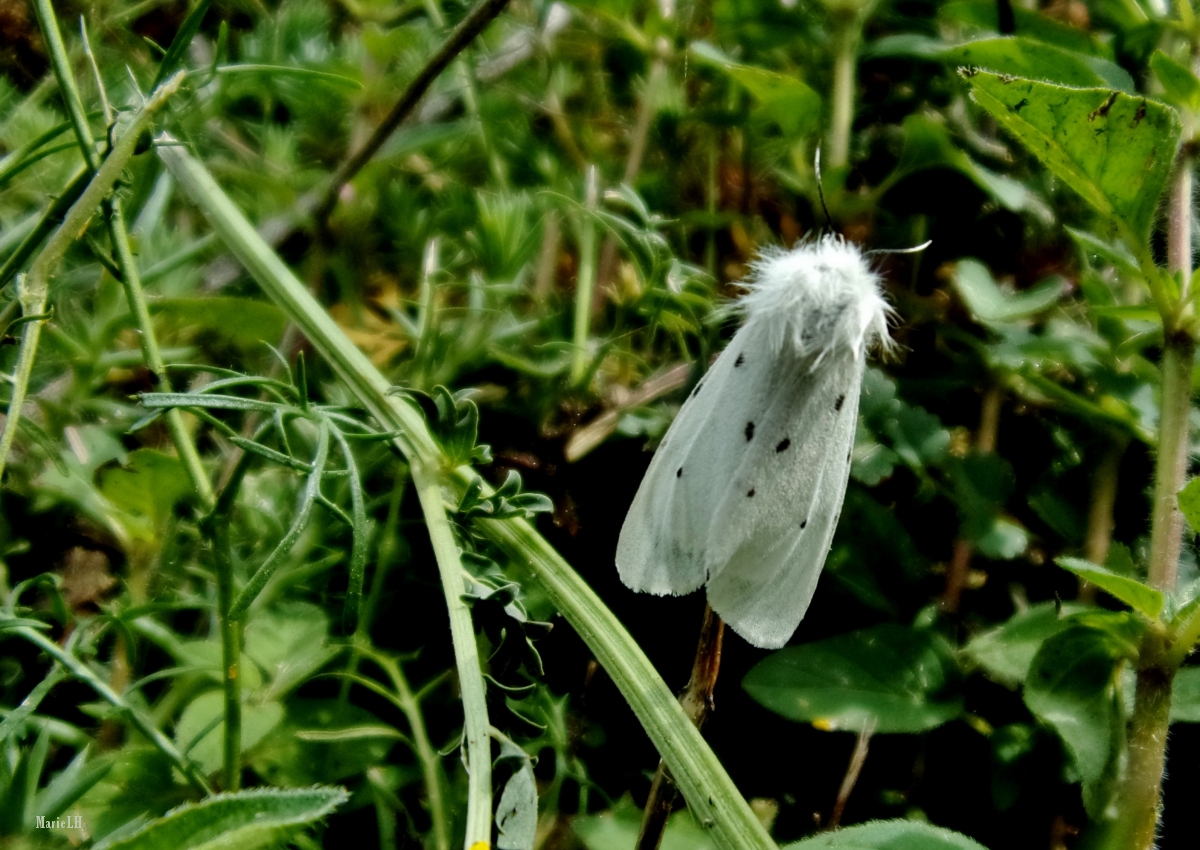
[636,604,725,850]
[1096,148,1196,850]
[411,459,492,849]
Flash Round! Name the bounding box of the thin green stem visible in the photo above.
[1147,335,1194,593]
[161,144,776,850]
[0,73,184,481]
[570,166,599,386]
[12,626,212,793]
[411,458,491,849]
[39,4,215,508]
[212,516,242,790]
[30,0,96,167]
[376,652,450,850]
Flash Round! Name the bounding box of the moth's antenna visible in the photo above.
[814,145,833,231]
[867,240,934,256]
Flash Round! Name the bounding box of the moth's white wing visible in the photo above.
[615,323,778,596]
[703,327,862,648]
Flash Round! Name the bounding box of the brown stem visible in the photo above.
[1079,435,1127,602]
[827,719,875,829]
[942,384,1002,612]
[313,0,512,225]
[636,604,725,850]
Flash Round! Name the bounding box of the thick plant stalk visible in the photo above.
[160,142,777,850]
[1094,151,1196,850]
[827,15,858,169]
[0,73,184,481]
[411,459,492,850]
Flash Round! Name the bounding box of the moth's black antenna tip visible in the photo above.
[814,145,833,232]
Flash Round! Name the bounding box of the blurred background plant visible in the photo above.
[1,0,1200,849]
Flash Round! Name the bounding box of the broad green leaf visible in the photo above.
[93,785,347,850]
[871,35,1133,90]
[174,691,283,776]
[966,602,1082,688]
[1177,477,1200,531]
[243,601,337,698]
[1149,50,1200,113]
[689,42,821,136]
[743,624,963,733]
[1055,557,1164,619]
[1170,667,1200,723]
[961,72,1181,247]
[1024,625,1129,815]
[782,819,989,849]
[952,259,1063,325]
[574,796,717,850]
[99,450,193,540]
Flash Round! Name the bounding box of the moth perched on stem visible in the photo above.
[617,235,894,648]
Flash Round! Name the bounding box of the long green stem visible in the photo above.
[827,16,858,170]
[379,652,450,850]
[34,2,215,508]
[160,143,776,850]
[570,166,599,386]
[411,459,491,850]
[213,517,242,791]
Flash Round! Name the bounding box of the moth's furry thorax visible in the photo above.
[737,235,894,362]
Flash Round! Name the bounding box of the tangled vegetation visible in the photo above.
[2,0,1200,848]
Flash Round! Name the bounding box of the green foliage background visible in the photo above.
[1,0,1199,848]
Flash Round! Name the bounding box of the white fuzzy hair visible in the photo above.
[735,235,894,364]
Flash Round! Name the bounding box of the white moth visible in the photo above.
[616,235,893,649]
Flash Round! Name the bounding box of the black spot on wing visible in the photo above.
[745,421,755,441]
[734,353,745,367]
[800,519,807,529]
[835,394,845,411]
[676,467,683,478]
[775,437,791,453]
[747,488,755,497]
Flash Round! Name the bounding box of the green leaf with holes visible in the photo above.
[961,71,1180,247]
